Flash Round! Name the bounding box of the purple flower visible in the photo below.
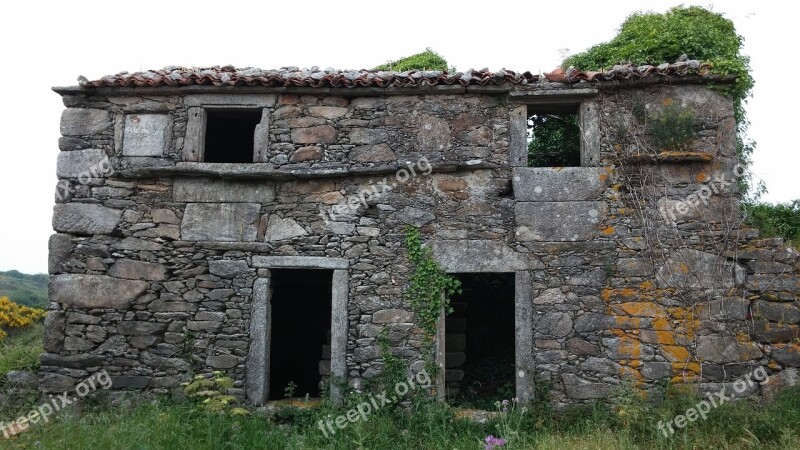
[484,435,507,450]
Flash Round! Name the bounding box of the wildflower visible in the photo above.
[484,435,507,450]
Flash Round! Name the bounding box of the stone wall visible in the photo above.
[45,81,800,406]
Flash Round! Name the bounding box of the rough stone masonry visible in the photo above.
[43,65,800,408]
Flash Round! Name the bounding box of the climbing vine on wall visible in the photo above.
[403,226,461,338]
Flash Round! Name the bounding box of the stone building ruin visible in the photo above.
[45,64,800,407]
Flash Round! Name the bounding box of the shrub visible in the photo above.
[0,296,46,341]
[744,200,800,247]
[563,6,750,98]
[374,48,449,72]
[563,6,757,198]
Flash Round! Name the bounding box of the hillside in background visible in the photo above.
[0,270,48,307]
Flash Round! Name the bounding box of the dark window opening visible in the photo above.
[446,273,515,408]
[268,269,333,400]
[204,109,261,163]
[527,104,581,167]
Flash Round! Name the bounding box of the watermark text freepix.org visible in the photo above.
[661,163,744,221]
[657,366,768,437]
[55,155,115,202]
[319,156,432,224]
[318,368,432,437]
[1,370,112,438]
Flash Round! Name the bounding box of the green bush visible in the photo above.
[563,6,760,199]
[374,48,449,72]
[563,6,751,100]
[745,200,800,247]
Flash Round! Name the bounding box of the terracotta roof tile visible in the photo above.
[81,61,713,88]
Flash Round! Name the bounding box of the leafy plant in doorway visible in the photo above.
[284,380,297,399]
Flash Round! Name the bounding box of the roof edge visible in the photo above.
[52,73,732,97]
[61,61,733,92]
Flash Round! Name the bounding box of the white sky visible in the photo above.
[0,0,797,274]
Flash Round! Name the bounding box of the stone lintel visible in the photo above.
[251,256,349,270]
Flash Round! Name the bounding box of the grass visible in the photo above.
[2,327,800,449]
[1,384,799,449]
[0,323,43,378]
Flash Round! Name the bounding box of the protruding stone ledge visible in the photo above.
[624,151,713,164]
[113,160,500,180]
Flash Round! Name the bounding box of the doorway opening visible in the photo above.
[446,272,515,408]
[268,269,333,400]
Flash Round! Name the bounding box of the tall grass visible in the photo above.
[2,385,800,449]
[744,200,800,248]
[0,323,42,377]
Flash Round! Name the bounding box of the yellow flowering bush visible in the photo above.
[0,296,46,341]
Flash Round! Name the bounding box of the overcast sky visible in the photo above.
[0,1,796,274]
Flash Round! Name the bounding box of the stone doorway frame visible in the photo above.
[430,241,535,403]
[245,256,349,405]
